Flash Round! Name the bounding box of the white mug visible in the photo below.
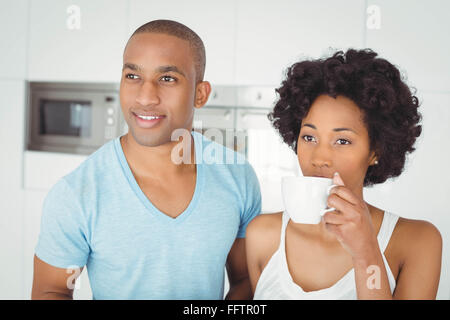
[281,176,336,224]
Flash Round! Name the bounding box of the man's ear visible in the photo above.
[194,81,211,109]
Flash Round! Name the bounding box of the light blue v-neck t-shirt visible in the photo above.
[35,131,262,299]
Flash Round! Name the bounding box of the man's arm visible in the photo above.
[225,238,252,300]
[31,255,84,300]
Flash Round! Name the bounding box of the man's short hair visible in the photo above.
[128,19,206,83]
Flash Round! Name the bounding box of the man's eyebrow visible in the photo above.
[156,65,186,78]
[122,63,186,78]
[122,63,141,71]
[302,123,358,134]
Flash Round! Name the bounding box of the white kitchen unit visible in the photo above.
[23,151,87,190]
[364,92,450,300]
[28,0,128,83]
[128,0,237,85]
[366,0,450,92]
[0,80,27,299]
[0,0,28,79]
[235,0,366,86]
[22,151,92,299]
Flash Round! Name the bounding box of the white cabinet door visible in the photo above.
[0,80,26,299]
[23,189,48,299]
[236,0,366,86]
[28,0,128,82]
[366,0,450,92]
[0,0,28,79]
[128,0,236,85]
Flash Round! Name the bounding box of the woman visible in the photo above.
[245,49,442,299]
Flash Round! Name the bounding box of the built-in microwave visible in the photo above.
[27,82,126,154]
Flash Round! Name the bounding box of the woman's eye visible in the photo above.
[336,138,351,145]
[125,73,139,80]
[302,135,316,143]
[160,75,176,82]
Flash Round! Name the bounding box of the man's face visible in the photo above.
[120,32,198,147]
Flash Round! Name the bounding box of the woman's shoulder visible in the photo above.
[390,214,442,261]
[246,212,284,259]
[247,212,284,237]
[394,216,442,242]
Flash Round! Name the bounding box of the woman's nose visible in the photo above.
[311,144,332,168]
[135,81,160,107]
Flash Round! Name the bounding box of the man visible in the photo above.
[32,20,261,299]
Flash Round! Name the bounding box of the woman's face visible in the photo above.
[297,94,377,195]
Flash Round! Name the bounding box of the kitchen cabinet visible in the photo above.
[23,151,87,190]
[0,189,25,299]
[0,0,28,80]
[0,80,26,298]
[28,0,128,82]
[235,0,365,86]
[366,0,450,92]
[128,0,236,85]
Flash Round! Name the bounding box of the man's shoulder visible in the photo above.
[60,138,119,192]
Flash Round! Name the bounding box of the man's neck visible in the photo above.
[120,133,196,180]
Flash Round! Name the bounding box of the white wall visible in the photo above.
[364,92,450,299]
[363,0,450,299]
[0,0,449,299]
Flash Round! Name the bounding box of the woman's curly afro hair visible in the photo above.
[268,48,422,186]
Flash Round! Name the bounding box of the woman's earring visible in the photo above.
[374,160,379,165]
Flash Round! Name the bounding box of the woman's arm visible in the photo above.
[352,245,393,299]
[245,217,264,296]
[324,173,394,299]
[245,214,281,296]
[325,172,442,299]
[392,220,442,299]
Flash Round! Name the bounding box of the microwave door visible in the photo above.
[30,90,108,153]
[39,99,92,137]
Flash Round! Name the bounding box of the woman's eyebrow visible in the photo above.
[302,123,358,135]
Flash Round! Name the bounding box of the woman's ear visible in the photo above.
[369,151,379,166]
[194,81,211,109]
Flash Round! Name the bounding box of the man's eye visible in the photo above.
[336,138,351,145]
[160,75,176,82]
[125,74,139,80]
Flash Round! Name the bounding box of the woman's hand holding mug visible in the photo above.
[322,172,379,260]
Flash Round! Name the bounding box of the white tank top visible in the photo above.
[253,211,399,300]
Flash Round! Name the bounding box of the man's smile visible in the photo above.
[132,112,166,129]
